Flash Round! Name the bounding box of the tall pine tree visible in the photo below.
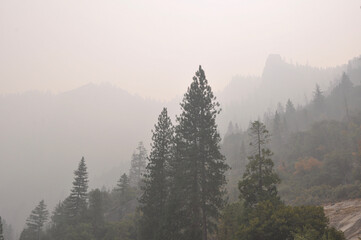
[239,121,280,207]
[240,140,247,173]
[20,200,49,240]
[49,201,67,238]
[313,84,325,112]
[67,156,88,221]
[170,66,229,240]
[139,108,174,240]
[285,99,296,115]
[129,142,147,187]
[117,173,132,204]
[339,72,353,122]
[272,111,283,149]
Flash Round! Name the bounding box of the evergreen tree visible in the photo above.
[1,219,14,240]
[285,99,297,132]
[21,200,49,240]
[272,111,282,148]
[339,72,353,122]
[282,116,289,135]
[313,84,325,112]
[340,72,353,90]
[273,111,281,134]
[114,173,137,221]
[240,140,247,173]
[277,102,285,115]
[117,173,130,195]
[19,229,33,240]
[67,157,89,221]
[0,216,4,240]
[129,142,147,187]
[226,121,234,136]
[239,121,280,207]
[170,66,229,240]
[88,189,104,238]
[117,173,132,203]
[50,201,67,237]
[139,108,174,240]
[285,99,296,115]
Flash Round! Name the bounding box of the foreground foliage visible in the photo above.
[219,120,345,240]
[219,201,345,240]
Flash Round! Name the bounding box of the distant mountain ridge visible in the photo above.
[218,54,361,131]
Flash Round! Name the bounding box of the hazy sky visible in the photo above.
[1,0,360,100]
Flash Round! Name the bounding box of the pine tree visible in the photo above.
[277,102,284,114]
[239,121,280,207]
[48,200,70,240]
[22,200,49,240]
[340,72,353,122]
[170,66,229,240]
[285,99,297,132]
[226,121,234,136]
[67,156,89,221]
[0,216,4,240]
[139,108,174,240]
[88,189,104,238]
[116,173,132,204]
[272,111,282,148]
[51,201,67,227]
[273,111,281,134]
[117,173,130,195]
[1,219,14,240]
[129,142,147,187]
[313,84,325,112]
[240,140,247,173]
[285,99,295,115]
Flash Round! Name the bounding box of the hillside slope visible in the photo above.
[324,199,361,240]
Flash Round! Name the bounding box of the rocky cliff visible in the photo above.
[324,199,361,240]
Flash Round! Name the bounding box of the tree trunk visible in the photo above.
[257,126,262,190]
[202,207,207,240]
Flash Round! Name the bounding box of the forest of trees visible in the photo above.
[219,121,344,240]
[223,72,361,206]
[13,68,360,240]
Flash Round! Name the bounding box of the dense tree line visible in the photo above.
[223,72,361,205]
[19,155,140,240]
